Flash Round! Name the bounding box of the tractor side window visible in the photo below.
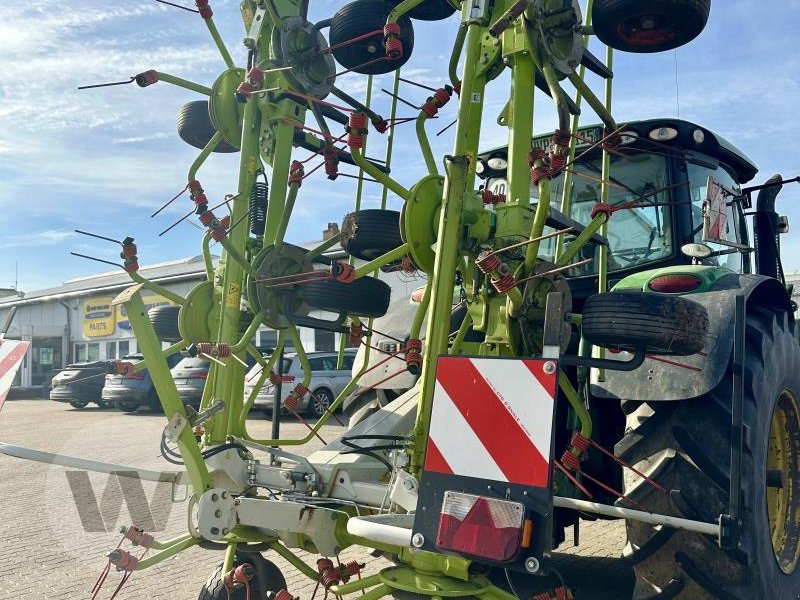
[687,161,742,272]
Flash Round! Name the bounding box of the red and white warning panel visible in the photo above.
[0,340,30,412]
[412,356,558,569]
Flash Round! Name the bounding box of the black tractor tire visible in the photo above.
[309,387,335,418]
[329,0,414,74]
[69,400,89,409]
[148,305,182,343]
[582,291,708,355]
[391,0,457,21]
[177,101,238,153]
[616,305,800,599]
[341,209,403,261]
[301,277,391,318]
[591,0,711,53]
[118,400,140,412]
[198,552,286,600]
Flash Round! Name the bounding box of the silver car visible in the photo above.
[245,350,357,417]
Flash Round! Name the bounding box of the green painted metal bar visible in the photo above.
[135,536,198,569]
[239,331,285,432]
[189,131,222,181]
[448,25,467,88]
[554,213,606,267]
[120,289,210,492]
[201,232,215,281]
[413,20,486,473]
[331,574,385,596]
[232,312,264,352]
[567,71,616,131]
[380,69,402,209]
[506,53,536,206]
[449,308,472,355]
[347,583,393,600]
[145,533,194,551]
[263,121,296,245]
[387,0,426,22]
[416,112,439,176]
[305,232,342,261]
[213,97,261,443]
[288,324,311,391]
[222,542,238,576]
[352,243,410,279]
[352,75,373,215]
[157,72,212,96]
[410,282,431,339]
[274,181,300,244]
[559,372,591,439]
[351,147,410,200]
[202,17,236,70]
[129,272,186,305]
[267,541,320,580]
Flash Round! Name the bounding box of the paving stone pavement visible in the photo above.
[0,400,632,599]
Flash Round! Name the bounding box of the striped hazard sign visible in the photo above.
[424,356,557,488]
[0,340,29,411]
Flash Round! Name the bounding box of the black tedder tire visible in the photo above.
[582,291,708,355]
[301,277,391,318]
[148,305,182,343]
[198,552,286,600]
[615,305,800,599]
[341,209,403,261]
[591,0,711,53]
[392,0,457,21]
[329,0,414,75]
[177,101,238,153]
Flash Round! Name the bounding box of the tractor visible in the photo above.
[1,0,798,599]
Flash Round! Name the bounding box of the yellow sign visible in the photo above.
[82,297,116,338]
[226,283,241,308]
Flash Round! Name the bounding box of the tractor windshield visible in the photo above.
[528,152,674,274]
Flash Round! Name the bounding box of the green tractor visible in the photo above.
[3,0,798,599]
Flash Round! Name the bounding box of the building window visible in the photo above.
[74,343,87,363]
[106,342,117,360]
[87,343,100,362]
[118,340,130,357]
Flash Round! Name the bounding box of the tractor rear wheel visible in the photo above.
[198,552,286,600]
[616,305,800,599]
[591,0,711,53]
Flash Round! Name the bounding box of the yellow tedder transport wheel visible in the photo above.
[616,305,800,599]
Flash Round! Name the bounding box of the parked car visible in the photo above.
[101,353,182,412]
[50,361,111,409]
[172,352,262,409]
[244,350,357,417]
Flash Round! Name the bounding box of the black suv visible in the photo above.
[50,361,111,409]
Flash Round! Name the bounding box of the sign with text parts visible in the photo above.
[82,297,116,338]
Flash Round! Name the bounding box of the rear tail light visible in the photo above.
[436,491,525,562]
[125,372,145,380]
[648,274,702,293]
[280,375,295,383]
[189,371,209,379]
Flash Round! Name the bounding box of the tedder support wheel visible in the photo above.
[616,305,800,599]
[301,276,391,318]
[177,101,238,153]
[582,291,708,355]
[329,0,414,75]
[199,552,286,600]
[148,305,182,343]
[591,0,711,53]
[341,209,403,261]
[390,0,457,21]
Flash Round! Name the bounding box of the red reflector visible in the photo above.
[647,274,701,293]
[436,492,524,562]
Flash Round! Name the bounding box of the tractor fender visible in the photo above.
[590,273,793,402]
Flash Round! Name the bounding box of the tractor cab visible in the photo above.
[476,119,762,303]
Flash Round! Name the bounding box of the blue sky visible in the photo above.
[2,0,799,292]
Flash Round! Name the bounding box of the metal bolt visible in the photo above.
[403,478,416,491]
[411,533,425,548]
[210,527,220,536]
[243,37,256,49]
[222,528,230,535]
[211,493,219,502]
[524,557,540,573]
[221,492,228,499]
[543,361,556,374]
[215,510,222,518]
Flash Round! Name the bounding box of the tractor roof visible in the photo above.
[477,118,758,184]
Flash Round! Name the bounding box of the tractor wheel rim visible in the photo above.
[767,390,800,574]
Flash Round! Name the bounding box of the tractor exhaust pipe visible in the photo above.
[753,173,784,279]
